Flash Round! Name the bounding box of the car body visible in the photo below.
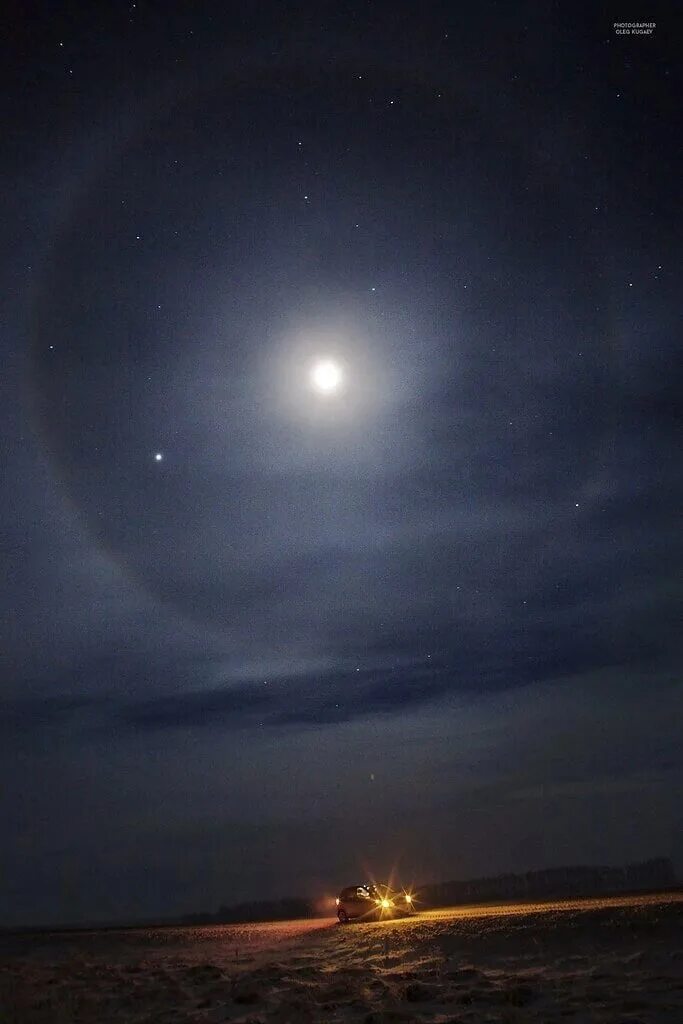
[335,882,416,923]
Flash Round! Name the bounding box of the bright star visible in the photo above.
[154,452,164,462]
[310,359,343,394]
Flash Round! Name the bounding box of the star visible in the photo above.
[154,452,164,462]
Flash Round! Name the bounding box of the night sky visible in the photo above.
[1,2,681,927]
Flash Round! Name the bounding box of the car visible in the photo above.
[335,882,416,923]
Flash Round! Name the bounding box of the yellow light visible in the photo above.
[405,894,412,903]
[381,899,391,908]
[335,897,340,905]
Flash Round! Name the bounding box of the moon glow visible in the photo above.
[310,358,343,394]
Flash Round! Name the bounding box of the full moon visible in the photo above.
[310,358,343,394]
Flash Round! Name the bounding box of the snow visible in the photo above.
[1,892,681,1022]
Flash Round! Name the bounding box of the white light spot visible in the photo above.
[310,359,343,394]
[154,452,164,462]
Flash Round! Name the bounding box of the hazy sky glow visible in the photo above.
[1,3,681,926]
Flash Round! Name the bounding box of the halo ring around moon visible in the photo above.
[27,53,611,629]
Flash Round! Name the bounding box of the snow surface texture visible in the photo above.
[1,893,682,1022]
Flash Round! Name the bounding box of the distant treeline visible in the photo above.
[181,898,313,925]
[180,857,676,925]
[419,857,676,906]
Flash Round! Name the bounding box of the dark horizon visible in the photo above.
[1,856,676,935]
[1,2,681,928]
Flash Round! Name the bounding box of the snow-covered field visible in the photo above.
[1,892,681,1022]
